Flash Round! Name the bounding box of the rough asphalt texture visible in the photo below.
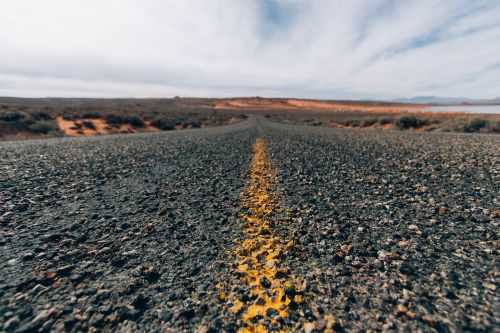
[0,117,498,332]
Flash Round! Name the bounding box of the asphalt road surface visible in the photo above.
[1,117,498,332]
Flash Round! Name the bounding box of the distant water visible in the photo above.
[428,105,500,114]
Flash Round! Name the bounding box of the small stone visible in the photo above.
[189,266,201,277]
[197,325,209,333]
[483,283,496,291]
[98,247,112,255]
[259,276,271,288]
[122,249,139,257]
[132,293,149,309]
[70,274,84,283]
[423,314,435,326]
[31,284,47,294]
[178,309,195,321]
[396,304,408,314]
[143,224,155,233]
[56,265,75,276]
[22,252,35,261]
[408,224,419,232]
[255,297,266,306]
[3,316,20,330]
[118,304,139,320]
[284,285,296,298]
[98,305,111,314]
[398,240,410,249]
[304,322,315,333]
[16,308,58,332]
[160,310,172,322]
[266,308,279,317]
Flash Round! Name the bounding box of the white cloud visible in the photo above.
[0,0,499,98]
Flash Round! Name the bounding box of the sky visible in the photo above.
[0,0,499,99]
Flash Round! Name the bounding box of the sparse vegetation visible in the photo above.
[378,117,392,125]
[0,98,247,140]
[104,114,145,128]
[343,119,361,127]
[0,97,497,139]
[395,116,430,129]
[82,120,96,130]
[443,118,500,133]
[151,118,176,131]
[463,118,488,133]
[29,120,58,133]
[32,111,51,121]
[267,110,499,134]
[0,112,24,122]
[81,111,102,119]
[361,118,377,127]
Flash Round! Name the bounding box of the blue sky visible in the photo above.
[0,0,499,99]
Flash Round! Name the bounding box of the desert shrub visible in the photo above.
[0,112,24,121]
[81,112,102,118]
[128,116,145,128]
[51,130,65,137]
[62,114,78,120]
[23,118,36,126]
[396,116,430,129]
[82,121,96,130]
[104,114,125,125]
[72,122,83,130]
[342,119,361,127]
[190,121,201,128]
[29,121,57,133]
[0,118,31,135]
[32,111,52,121]
[378,117,392,125]
[151,118,176,130]
[361,118,377,127]
[463,118,488,133]
[488,120,500,133]
[104,114,144,127]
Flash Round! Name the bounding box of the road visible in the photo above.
[1,117,498,332]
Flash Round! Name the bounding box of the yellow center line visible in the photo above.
[218,137,336,332]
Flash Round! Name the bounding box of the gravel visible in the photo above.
[1,117,498,332]
[0,121,254,332]
[262,120,499,332]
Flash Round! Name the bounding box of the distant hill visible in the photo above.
[389,96,500,105]
[1,96,499,111]
[0,96,425,115]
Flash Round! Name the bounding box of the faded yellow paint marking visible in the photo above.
[217,137,337,332]
[224,138,305,332]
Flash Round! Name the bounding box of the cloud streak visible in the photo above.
[0,0,499,98]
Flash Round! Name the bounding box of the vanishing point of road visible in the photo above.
[1,117,498,332]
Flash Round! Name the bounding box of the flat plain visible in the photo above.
[1,97,499,141]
